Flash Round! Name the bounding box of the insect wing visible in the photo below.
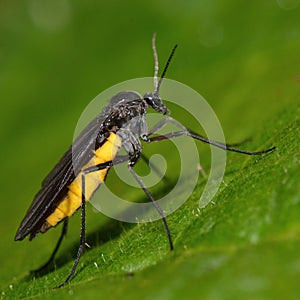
[15,113,107,241]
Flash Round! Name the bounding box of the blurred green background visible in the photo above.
[1,0,300,299]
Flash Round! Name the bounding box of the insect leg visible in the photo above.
[145,116,185,138]
[55,174,87,288]
[32,219,68,275]
[128,165,173,251]
[145,116,275,155]
[56,156,129,288]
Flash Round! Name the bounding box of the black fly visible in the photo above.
[15,34,275,287]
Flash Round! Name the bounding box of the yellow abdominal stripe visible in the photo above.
[46,133,121,227]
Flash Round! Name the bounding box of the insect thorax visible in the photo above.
[104,91,148,158]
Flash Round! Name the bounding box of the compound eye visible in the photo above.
[144,93,155,107]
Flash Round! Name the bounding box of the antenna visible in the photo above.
[152,33,159,92]
[152,34,178,96]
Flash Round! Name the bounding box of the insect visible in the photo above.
[15,34,275,288]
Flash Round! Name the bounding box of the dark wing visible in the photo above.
[15,111,109,241]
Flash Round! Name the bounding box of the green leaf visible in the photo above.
[1,1,300,299]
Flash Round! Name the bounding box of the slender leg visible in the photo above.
[149,130,275,155]
[55,175,87,288]
[55,156,130,288]
[145,116,275,155]
[128,165,173,251]
[146,116,185,137]
[32,219,68,275]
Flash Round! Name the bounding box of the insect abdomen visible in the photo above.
[43,133,122,230]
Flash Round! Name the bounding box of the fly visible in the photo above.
[15,33,276,288]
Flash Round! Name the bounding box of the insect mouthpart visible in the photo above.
[144,92,169,115]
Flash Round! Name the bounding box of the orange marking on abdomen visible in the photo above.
[46,133,122,227]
